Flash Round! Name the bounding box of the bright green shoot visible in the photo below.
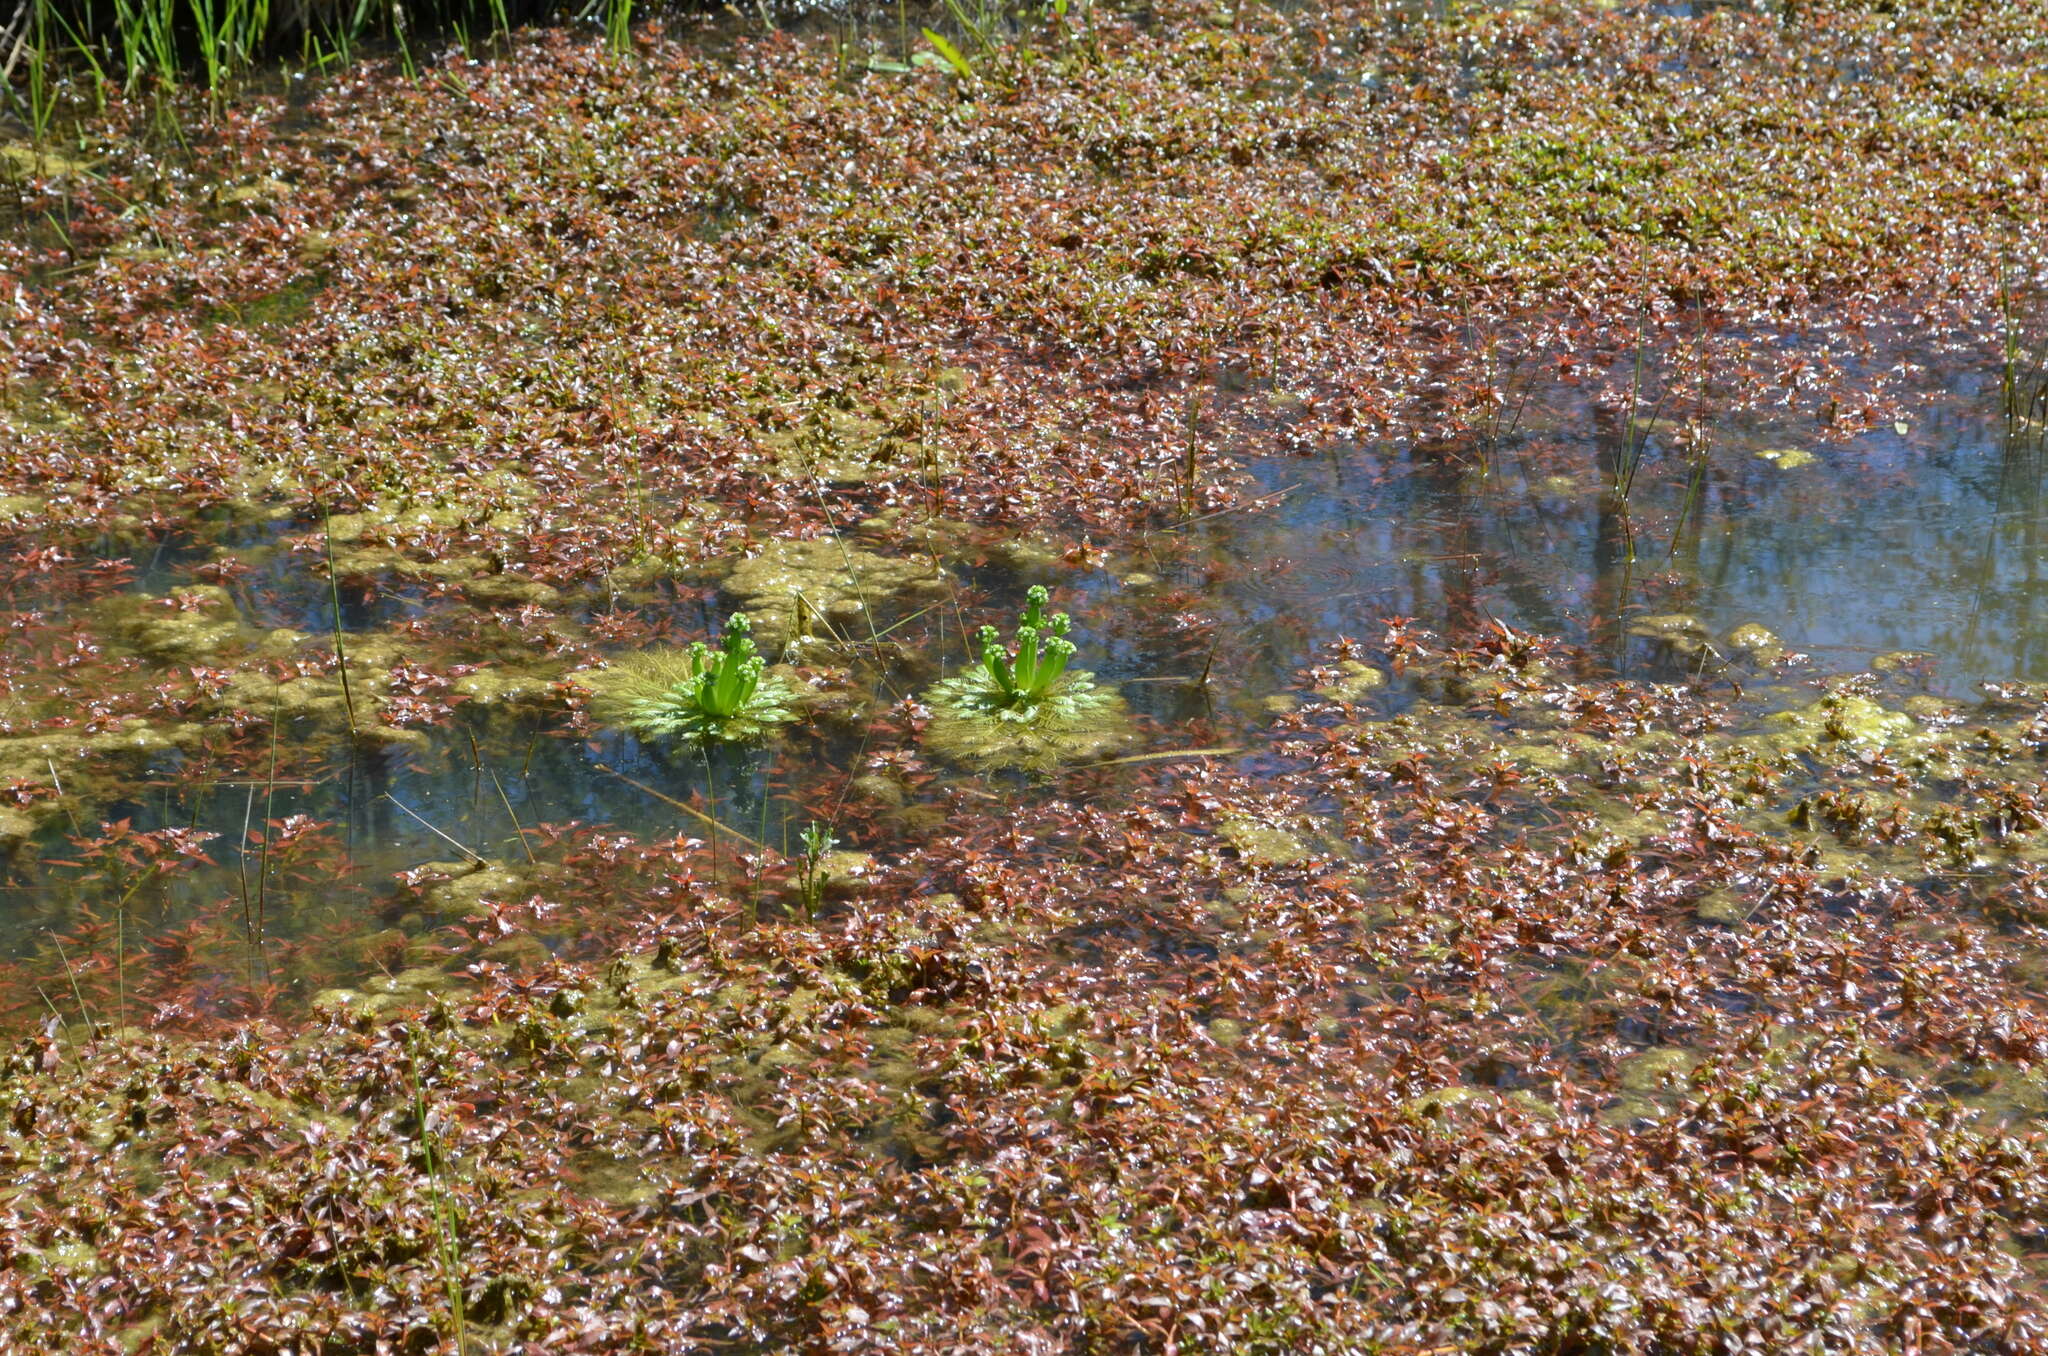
[975,585,1077,710]
[924,583,1127,768]
[587,613,797,745]
[686,613,766,719]
[793,821,836,919]
[605,0,633,53]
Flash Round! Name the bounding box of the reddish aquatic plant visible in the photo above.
[0,0,2044,1347]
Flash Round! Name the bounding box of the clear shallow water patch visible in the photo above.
[2,325,2047,1021]
[1192,353,2048,695]
[0,715,842,984]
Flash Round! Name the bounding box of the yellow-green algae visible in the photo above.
[93,585,246,664]
[1313,659,1389,703]
[577,645,800,745]
[923,665,1134,772]
[1216,814,1313,867]
[720,537,950,653]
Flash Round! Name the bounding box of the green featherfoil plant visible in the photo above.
[584,614,797,745]
[973,585,1076,711]
[924,586,1132,769]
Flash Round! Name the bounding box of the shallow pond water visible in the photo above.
[1076,340,2048,703]
[9,5,2048,1342]
[3,328,2045,1003]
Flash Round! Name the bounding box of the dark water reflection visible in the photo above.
[8,335,2048,995]
[1187,365,2048,695]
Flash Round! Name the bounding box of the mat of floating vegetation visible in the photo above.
[2,0,2048,1347]
[0,620,2045,1346]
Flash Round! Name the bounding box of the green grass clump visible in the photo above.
[584,614,797,745]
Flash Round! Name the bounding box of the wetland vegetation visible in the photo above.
[5,0,2048,1349]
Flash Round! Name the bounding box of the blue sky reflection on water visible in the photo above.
[1206,373,2048,694]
